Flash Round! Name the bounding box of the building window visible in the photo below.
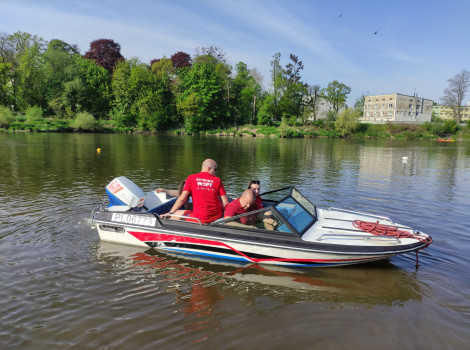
[381,104,385,108]
[389,103,393,108]
[366,112,370,117]
[380,111,384,116]
[388,111,393,116]
[373,112,378,116]
[409,104,414,109]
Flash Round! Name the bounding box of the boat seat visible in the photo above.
[148,198,177,215]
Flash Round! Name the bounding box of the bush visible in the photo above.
[279,124,303,138]
[334,108,359,137]
[257,94,275,126]
[431,118,459,137]
[255,125,280,136]
[71,112,98,131]
[25,106,44,121]
[312,119,324,127]
[0,105,14,128]
[326,110,336,121]
[48,97,66,118]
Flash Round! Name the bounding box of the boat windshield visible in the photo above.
[274,194,316,234]
[213,187,317,235]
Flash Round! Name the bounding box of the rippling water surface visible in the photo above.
[1,133,470,349]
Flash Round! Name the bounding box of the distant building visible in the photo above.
[305,96,345,121]
[433,101,470,122]
[361,93,433,124]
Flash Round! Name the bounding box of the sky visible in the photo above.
[1,0,470,105]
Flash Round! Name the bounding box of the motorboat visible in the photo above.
[92,177,432,267]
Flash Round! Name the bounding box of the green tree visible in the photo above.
[132,62,176,130]
[111,59,176,130]
[231,62,262,124]
[279,54,307,120]
[14,43,47,111]
[177,91,202,132]
[151,57,174,80]
[59,55,110,118]
[322,80,351,116]
[270,52,284,121]
[73,55,111,118]
[354,94,365,115]
[4,32,47,111]
[334,107,359,137]
[257,93,275,125]
[177,54,227,131]
[47,39,78,54]
[0,62,13,106]
[0,105,14,128]
[61,77,86,116]
[0,32,15,64]
[5,31,46,67]
[111,59,133,126]
[42,39,78,113]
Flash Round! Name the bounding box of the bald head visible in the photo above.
[202,159,216,171]
[239,189,255,209]
[202,159,218,175]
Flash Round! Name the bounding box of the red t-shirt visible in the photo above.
[183,172,226,223]
[224,199,256,225]
[254,196,263,209]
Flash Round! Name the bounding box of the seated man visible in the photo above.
[223,189,257,226]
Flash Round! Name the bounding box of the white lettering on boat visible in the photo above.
[111,213,156,227]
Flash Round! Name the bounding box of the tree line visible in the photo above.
[0,31,357,132]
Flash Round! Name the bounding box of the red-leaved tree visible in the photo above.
[84,39,123,73]
[170,51,191,68]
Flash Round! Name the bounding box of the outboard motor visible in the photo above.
[105,176,145,212]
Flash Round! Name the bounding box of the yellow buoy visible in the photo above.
[97,148,101,153]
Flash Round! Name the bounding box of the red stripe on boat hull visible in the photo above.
[128,230,380,264]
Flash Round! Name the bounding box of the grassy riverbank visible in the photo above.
[2,116,470,140]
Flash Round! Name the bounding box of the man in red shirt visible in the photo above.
[224,189,256,225]
[166,159,229,223]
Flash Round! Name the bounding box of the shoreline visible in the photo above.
[1,121,469,140]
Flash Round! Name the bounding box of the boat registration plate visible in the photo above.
[111,213,157,227]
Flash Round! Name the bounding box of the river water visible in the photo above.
[1,133,470,349]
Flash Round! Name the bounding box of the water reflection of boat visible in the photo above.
[96,242,422,305]
[92,177,432,267]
